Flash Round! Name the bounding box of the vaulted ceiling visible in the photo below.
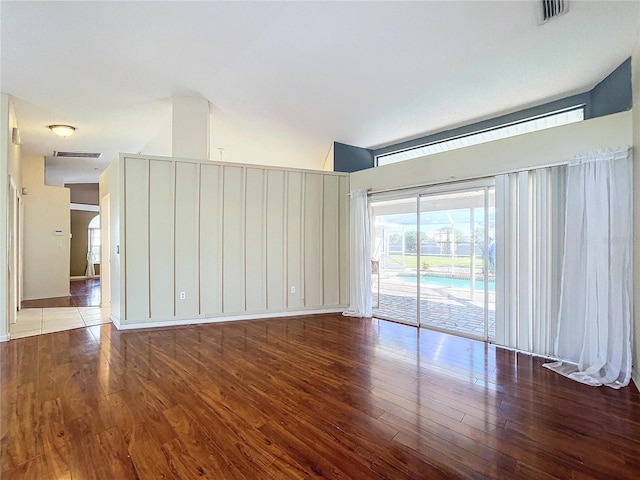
[1,1,639,182]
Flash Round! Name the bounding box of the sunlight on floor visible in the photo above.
[9,306,111,339]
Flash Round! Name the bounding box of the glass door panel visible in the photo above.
[418,188,495,340]
[371,197,418,326]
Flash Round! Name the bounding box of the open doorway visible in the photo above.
[21,210,101,308]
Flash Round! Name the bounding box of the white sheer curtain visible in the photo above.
[544,147,633,389]
[343,189,372,317]
[85,251,95,277]
[494,166,566,355]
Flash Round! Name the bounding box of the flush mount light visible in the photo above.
[48,124,76,137]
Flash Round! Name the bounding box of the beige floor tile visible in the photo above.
[42,312,83,322]
[10,321,42,333]
[42,318,84,327]
[42,307,80,316]
[12,317,42,327]
[17,309,43,321]
[41,321,85,334]
[43,307,78,315]
[41,316,83,326]
[10,329,42,339]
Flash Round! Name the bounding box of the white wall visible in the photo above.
[1,94,23,340]
[351,111,632,192]
[116,154,349,326]
[0,94,10,340]
[99,163,120,319]
[22,155,71,300]
[8,101,23,327]
[632,44,640,390]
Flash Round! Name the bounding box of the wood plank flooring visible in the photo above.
[21,279,101,308]
[2,313,640,479]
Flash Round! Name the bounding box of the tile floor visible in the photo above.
[9,306,111,339]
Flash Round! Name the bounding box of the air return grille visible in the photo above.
[541,0,569,23]
[53,151,102,159]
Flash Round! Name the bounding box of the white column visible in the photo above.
[171,97,210,160]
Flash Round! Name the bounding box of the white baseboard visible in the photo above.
[111,308,346,331]
[632,367,640,392]
[0,334,10,343]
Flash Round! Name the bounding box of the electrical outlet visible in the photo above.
[290,286,296,294]
[179,291,186,300]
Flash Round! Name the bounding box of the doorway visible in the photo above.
[371,182,496,341]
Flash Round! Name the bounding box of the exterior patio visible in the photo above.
[372,270,496,340]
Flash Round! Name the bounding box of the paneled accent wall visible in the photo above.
[120,155,349,325]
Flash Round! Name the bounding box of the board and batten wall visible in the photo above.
[115,154,349,327]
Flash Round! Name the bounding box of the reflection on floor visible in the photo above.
[9,306,111,339]
[21,278,101,308]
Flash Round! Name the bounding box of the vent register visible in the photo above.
[53,151,102,159]
[541,0,569,23]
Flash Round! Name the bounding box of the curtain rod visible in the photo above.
[363,159,573,197]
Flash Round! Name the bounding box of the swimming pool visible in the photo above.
[398,275,495,292]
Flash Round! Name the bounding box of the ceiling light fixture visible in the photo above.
[48,124,76,137]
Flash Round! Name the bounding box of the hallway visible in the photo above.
[21,278,101,308]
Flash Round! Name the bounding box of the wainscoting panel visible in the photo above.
[303,173,323,308]
[245,168,267,312]
[266,170,286,310]
[124,157,150,320]
[148,158,174,319]
[222,166,245,314]
[199,164,223,316]
[174,161,200,318]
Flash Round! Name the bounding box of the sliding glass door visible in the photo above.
[418,188,495,339]
[371,197,419,325]
[371,182,495,341]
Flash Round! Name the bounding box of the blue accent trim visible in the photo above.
[333,142,374,173]
[589,57,632,118]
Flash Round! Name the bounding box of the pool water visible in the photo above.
[399,275,495,292]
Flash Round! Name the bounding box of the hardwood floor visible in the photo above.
[21,279,101,308]
[2,313,640,479]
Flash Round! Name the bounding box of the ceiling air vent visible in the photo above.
[540,0,569,23]
[53,151,102,159]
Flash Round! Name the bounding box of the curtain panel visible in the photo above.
[545,147,633,388]
[343,189,372,317]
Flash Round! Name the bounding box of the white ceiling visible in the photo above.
[1,1,639,183]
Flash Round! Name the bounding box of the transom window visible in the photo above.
[377,107,584,166]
